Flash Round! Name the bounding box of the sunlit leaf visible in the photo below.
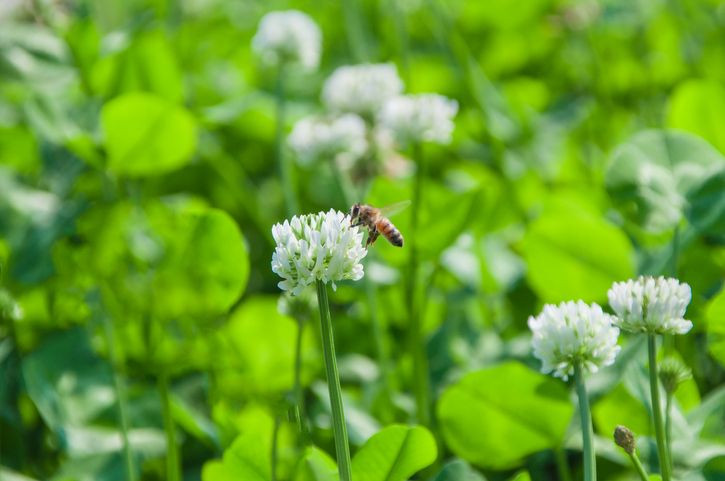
[101,92,196,176]
[522,205,635,303]
[351,424,437,481]
[437,362,574,470]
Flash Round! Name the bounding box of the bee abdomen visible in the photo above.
[377,219,404,247]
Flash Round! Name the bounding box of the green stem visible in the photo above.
[158,372,180,481]
[665,391,672,471]
[292,317,306,440]
[316,280,352,481]
[340,0,368,62]
[407,141,430,427]
[554,448,572,481]
[629,451,650,481]
[102,316,136,481]
[271,414,280,481]
[574,362,596,481]
[330,160,394,408]
[648,335,672,481]
[275,63,297,216]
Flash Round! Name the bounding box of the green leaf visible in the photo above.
[21,328,115,432]
[101,92,196,176]
[215,296,317,396]
[294,446,339,481]
[437,361,574,470]
[592,384,651,438]
[202,432,270,481]
[605,129,725,234]
[431,459,487,481]
[351,424,437,481]
[667,79,725,154]
[508,472,531,481]
[705,286,725,368]
[522,204,634,303]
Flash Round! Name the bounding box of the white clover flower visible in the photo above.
[528,301,621,380]
[378,93,458,145]
[288,114,368,168]
[322,63,404,117]
[252,10,322,71]
[271,209,367,296]
[608,276,693,335]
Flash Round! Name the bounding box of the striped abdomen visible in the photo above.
[376,217,404,247]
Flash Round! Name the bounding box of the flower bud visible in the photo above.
[614,425,636,455]
[659,357,692,395]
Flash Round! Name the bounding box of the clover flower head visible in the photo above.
[322,63,404,117]
[288,114,368,168]
[607,276,692,335]
[271,210,367,296]
[378,93,458,145]
[252,10,322,71]
[528,301,621,380]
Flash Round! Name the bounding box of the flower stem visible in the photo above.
[275,63,297,216]
[292,317,306,441]
[158,372,180,481]
[574,362,596,481]
[340,0,368,62]
[554,447,572,481]
[102,316,136,481]
[648,334,672,481]
[271,414,280,481]
[665,391,673,472]
[330,159,394,409]
[316,280,352,481]
[629,451,650,481]
[407,141,430,427]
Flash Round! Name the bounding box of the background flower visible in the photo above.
[322,63,404,117]
[378,93,458,145]
[288,114,368,168]
[528,300,621,380]
[608,276,693,335]
[252,10,322,70]
[272,209,367,295]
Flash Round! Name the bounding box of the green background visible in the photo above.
[1,0,725,480]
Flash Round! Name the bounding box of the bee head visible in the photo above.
[350,203,360,220]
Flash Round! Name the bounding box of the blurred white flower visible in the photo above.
[288,114,368,168]
[252,10,322,71]
[608,276,693,335]
[528,301,621,380]
[272,210,367,296]
[322,63,404,117]
[378,93,458,145]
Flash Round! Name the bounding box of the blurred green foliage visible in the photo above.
[1,0,725,480]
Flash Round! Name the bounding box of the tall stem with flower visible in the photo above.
[271,210,368,480]
[252,10,322,459]
[529,301,622,481]
[378,93,458,426]
[608,276,693,481]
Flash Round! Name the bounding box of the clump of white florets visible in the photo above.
[378,93,458,145]
[271,210,367,296]
[608,276,693,335]
[252,10,322,71]
[322,63,404,117]
[528,301,621,380]
[288,114,368,167]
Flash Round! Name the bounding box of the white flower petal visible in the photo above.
[608,276,693,335]
[529,300,621,380]
[252,10,321,71]
[271,209,368,295]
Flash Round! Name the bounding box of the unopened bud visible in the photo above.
[614,425,636,455]
[659,357,692,395]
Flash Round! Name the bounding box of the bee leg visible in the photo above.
[366,228,379,247]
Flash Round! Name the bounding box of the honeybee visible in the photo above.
[349,201,410,248]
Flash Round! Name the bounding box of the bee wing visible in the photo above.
[378,200,412,218]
